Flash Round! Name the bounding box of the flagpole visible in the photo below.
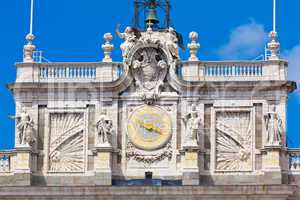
[273,0,276,32]
[30,0,34,35]
[267,0,280,60]
[23,0,36,63]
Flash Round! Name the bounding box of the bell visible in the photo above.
[145,7,159,27]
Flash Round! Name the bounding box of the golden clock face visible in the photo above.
[127,105,172,151]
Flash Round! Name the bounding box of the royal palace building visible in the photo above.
[0,0,299,199]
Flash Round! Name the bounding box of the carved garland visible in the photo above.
[126,141,172,164]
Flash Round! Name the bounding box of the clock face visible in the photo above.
[127,105,172,151]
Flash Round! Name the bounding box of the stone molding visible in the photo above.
[0,185,295,199]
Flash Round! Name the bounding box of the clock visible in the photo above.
[127,105,172,151]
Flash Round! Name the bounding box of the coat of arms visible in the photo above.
[131,47,168,104]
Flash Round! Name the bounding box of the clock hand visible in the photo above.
[144,123,163,135]
[136,120,163,135]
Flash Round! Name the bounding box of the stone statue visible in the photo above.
[166,27,179,59]
[116,25,140,59]
[10,108,35,146]
[264,106,283,146]
[96,109,113,147]
[182,104,202,147]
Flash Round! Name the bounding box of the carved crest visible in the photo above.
[131,47,169,104]
[132,47,168,87]
[120,27,179,104]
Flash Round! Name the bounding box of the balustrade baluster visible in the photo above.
[259,65,262,76]
[92,68,95,78]
[81,67,84,78]
[87,68,91,78]
[59,68,62,78]
[248,66,252,76]
[84,67,87,78]
[51,68,55,79]
[56,68,59,78]
[0,155,10,173]
[44,68,47,79]
[40,68,44,79]
[211,67,214,76]
[75,68,79,78]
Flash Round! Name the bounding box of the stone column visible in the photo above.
[14,147,33,186]
[93,147,113,186]
[181,146,200,185]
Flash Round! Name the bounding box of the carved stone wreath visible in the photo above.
[126,141,172,164]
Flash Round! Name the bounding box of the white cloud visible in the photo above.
[283,46,300,83]
[217,21,299,98]
[218,22,268,60]
[283,46,300,98]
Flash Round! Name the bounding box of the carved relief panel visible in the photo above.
[47,112,86,173]
[212,108,254,172]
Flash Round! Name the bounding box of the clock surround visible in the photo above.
[127,105,172,151]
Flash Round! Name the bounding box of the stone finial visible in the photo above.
[147,26,153,35]
[187,32,200,61]
[102,33,114,62]
[23,34,36,63]
[267,31,280,60]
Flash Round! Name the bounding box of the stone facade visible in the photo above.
[1,1,300,199]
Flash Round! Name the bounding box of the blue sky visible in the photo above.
[0,0,299,149]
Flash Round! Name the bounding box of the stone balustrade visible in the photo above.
[179,60,287,82]
[15,60,287,83]
[40,65,97,80]
[204,62,263,77]
[38,62,123,83]
[0,151,13,173]
[288,149,300,170]
[15,62,123,83]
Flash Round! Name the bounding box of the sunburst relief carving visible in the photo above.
[48,113,85,172]
[215,111,253,172]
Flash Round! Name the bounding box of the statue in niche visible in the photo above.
[116,25,141,59]
[96,109,113,147]
[11,108,35,146]
[264,106,283,146]
[182,104,202,147]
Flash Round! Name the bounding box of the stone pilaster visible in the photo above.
[14,147,33,186]
[181,146,200,185]
[262,146,284,184]
[93,147,113,186]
